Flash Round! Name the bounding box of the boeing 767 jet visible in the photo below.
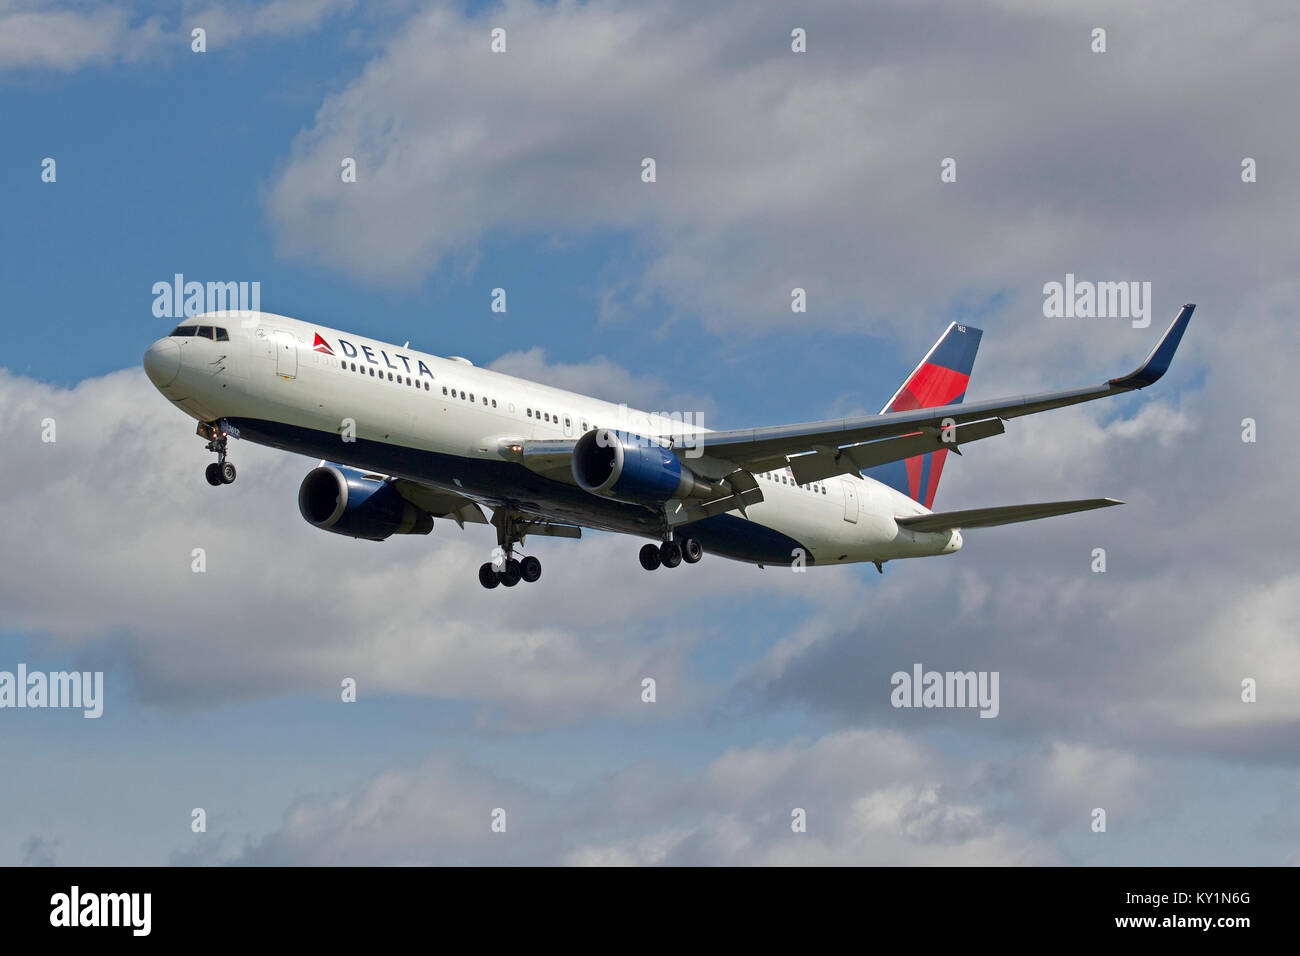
[142,304,1193,588]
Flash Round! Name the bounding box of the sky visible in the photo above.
[0,0,1297,865]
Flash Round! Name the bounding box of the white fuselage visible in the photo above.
[144,312,961,567]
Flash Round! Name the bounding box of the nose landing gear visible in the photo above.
[204,461,237,486]
[199,421,237,486]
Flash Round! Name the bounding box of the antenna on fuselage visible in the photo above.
[403,341,410,348]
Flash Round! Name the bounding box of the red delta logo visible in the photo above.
[312,333,335,355]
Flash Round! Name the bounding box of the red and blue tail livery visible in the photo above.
[864,322,982,508]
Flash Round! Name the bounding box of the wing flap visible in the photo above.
[789,418,1005,484]
[896,497,1123,533]
[391,479,489,527]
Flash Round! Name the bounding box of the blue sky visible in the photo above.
[1,12,929,421]
[1,0,1297,866]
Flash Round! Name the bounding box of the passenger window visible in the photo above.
[215,328,229,341]
[469,393,474,402]
[491,399,497,408]
[564,417,571,428]
[442,386,448,395]
[369,367,375,376]
[482,396,487,405]
[527,409,532,417]
[424,382,430,390]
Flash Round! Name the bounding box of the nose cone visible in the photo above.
[143,338,181,388]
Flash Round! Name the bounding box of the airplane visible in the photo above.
[142,304,1194,589]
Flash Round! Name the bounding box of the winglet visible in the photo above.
[1109,304,1195,390]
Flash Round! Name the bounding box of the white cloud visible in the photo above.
[0,3,162,70]
[0,1,353,71]
[488,347,717,420]
[224,729,1068,864]
[264,0,1300,349]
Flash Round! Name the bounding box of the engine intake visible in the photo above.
[572,428,712,504]
[298,465,433,541]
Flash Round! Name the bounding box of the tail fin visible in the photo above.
[863,322,982,508]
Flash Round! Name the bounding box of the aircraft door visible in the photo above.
[840,478,859,523]
[274,330,298,379]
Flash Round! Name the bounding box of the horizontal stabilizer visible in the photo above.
[896,497,1123,533]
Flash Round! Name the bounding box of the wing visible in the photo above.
[390,478,489,527]
[688,305,1194,479]
[896,497,1122,533]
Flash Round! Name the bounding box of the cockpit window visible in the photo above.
[170,325,196,336]
[215,327,229,341]
[196,325,215,339]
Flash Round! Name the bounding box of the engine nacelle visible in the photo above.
[572,428,712,505]
[297,465,433,541]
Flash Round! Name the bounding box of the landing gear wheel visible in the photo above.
[500,559,522,587]
[659,541,682,568]
[680,537,703,564]
[520,555,542,583]
[478,563,500,589]
[200,421,237,486]
[639,543,662,571]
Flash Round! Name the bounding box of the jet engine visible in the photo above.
[297,465,433,541]
[571,428,713,505]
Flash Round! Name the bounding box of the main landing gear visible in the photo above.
[479,509,543,589]
[639,535,703,571]
[478,554,541,590]
[199,421,237,486]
